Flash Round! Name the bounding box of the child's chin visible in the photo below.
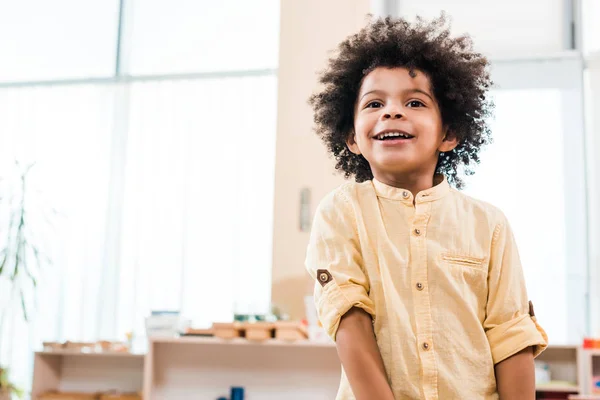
[375,156,414,170]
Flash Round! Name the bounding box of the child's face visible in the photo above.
[349,67,457,182]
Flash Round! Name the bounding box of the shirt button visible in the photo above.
[414,228,421,236]
[422,342,430,350]
[416,282,424,291]
[402,191,409,199]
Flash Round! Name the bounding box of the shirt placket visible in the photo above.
[410,200,438,400]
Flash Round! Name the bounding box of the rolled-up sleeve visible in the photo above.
[484,213,548,364]
[305,189,375,340]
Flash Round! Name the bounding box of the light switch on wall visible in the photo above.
[299,188,311,232]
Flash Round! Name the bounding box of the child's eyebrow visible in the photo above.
[359,88,434,102]
[405,88,434,101]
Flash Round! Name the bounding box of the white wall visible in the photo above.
[585,56,600,336]
[271,0,370,319]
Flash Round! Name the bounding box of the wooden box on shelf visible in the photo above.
[98,392,141,400]
[242,323,275,341]
[31,351,144,400]
[535,345,581,396]
[275,321,308,341]
[212,323,243,339]
[143,336,341,400]
[38,392,98,400]
[581,349,600,394]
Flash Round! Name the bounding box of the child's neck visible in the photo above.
[374,171,437,198]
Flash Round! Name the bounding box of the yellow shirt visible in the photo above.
[305,175,548,400]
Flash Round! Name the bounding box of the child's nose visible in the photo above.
[383,111,403,120]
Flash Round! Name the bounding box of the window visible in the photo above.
[0,1,120,82]
[128,0,280,74]
[397,0,565,57]
[116,76,277,335]
[0,1,280,388]
[582,0,600,54]
[463,57,587,343]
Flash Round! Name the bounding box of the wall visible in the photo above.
[586,56,600,335]
[271,0,370,319]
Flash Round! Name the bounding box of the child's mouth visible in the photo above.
[374,131,415,141]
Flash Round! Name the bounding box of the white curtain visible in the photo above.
[116,76,277,336]
[0,74,277,389]
[463,89,571,342]
[0,84,116,386]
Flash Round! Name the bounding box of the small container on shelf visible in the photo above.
[230,387,245,400]
[212,322,243,339]
[42,342,64,351]
[583,338,600,349]
[243,323,275,341]
[182,327,214,337]
[38,391,99,400]
[274,321,308,341]
[96,341,129,353]
[98,391,142,400]
[593,376,600,394]
[63,342,97,352]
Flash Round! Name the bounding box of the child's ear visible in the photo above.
[438,127,458,153]
[346,131,361,155]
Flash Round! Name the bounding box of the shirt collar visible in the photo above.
[371,174,450,203]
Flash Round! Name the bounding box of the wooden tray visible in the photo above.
[39,392,99,400]
[212,322,243,339]
[243,323,275,341]
[274,321,309,341]
[98,393,141,400]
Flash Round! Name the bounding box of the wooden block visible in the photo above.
[184,328,214,337]
[98,392,141,400]
[243,323,275,341]
[212,323,243,339]
[63,342,96,352]
[274,321,309,341]
[39,392,99,400]
[42,342,64,351]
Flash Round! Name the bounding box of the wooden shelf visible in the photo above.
[151,336,335,348]
[32,351,145,399]
[535,345,582,395]
[536,382,579,392]
[144,337,340,400]
[32,341,591,399]
[583,349,600,356]
[36,350,145,358]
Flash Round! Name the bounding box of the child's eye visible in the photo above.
[407,100,425,108]
[366,101,383,108]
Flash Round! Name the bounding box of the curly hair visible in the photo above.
[309,14,493,189]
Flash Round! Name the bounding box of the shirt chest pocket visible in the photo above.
[441,253,488,299]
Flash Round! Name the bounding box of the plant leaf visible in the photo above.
[11,250,19,281]
[0,250,6,276]
[20,289,28,322]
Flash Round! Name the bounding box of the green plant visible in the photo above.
[0,162,53,321]
[0,367,24,399]
[0,161,55,400]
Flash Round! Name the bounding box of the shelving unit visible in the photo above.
[31,341,591,399]
[535,345,582,397]
[578,349,600,395]
[31,351,145,399]
[144,337,340,400]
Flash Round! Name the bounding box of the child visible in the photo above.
[305,15,548,400]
